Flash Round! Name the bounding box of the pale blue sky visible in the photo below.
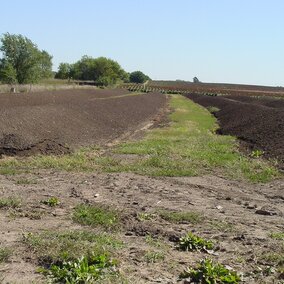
[1,0,284,86]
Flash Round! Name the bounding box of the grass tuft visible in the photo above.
[0,197,21,209]
[0,247,12,263]
[159,210,204,224]
[73,204,120,229]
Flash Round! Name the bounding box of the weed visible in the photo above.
[73,204,119,229]
[251,149,264,158]
[41,197,60,207]
[159,210,204,224]
[40,253,118,283]
[0,197,21,209]
[180,258,240,283]
[137,212,156,221]
[144,251,165,263]
[0,247,12,263]
[270,232,284,241]
[178,233,214,252]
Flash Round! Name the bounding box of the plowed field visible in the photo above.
[0,89,166,156]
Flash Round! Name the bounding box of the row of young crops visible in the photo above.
[120,83,222,96]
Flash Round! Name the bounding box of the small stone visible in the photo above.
[94,193,99,198]
[255,206,282,216]
[247,204,257,209]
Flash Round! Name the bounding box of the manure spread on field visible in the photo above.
[186,93,284,169]
[0,89,166,157]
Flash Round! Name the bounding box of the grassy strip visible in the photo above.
[0,95,280,182]
[104,95,279,182]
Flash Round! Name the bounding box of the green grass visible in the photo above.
[23,230,123,263]
[159,210,204,224]
[0,95,280,182]
[73,204,120,229]
[144,251,165,263]
[0,197,21,209]
[0,247,12,263]
[270,232,284,241]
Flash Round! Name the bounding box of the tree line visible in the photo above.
[0,33,150,86]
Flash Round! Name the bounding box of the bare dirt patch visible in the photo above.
[0,89,166,156]
[0,171,283,283]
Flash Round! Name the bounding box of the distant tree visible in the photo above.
[193,77,200,83]
[129,71,150,83]
[92,57,128,86]
[55,63,73,80]
[56,56,129,86]
[0,33,53,84]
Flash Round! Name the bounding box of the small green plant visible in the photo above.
[144,251,165,263]
[137,212,156,221]
[159,210,204,224]
[16,178,37,185]
[40,253,117,283]
[178,233,214,252]
[73,204,119,229]
[251,149,264,158]
[270,232,284,241]
[0,247,12,263]
[0,197,21,209]
[180,258,240,283]
[207,106,220,114]
[41,197,60,207]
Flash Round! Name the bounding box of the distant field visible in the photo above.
[123,80,284,97]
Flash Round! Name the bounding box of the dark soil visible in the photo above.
[0,89,166,156]
[185,94,284,169]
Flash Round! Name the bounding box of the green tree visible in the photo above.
[56,56,129,86]
[0,60,17,84]
[0,33,53,84]
[129,71,150,83]
[55,63,73,79]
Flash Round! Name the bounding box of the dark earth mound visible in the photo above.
[0,89,166,157]
[186,93,284,169]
